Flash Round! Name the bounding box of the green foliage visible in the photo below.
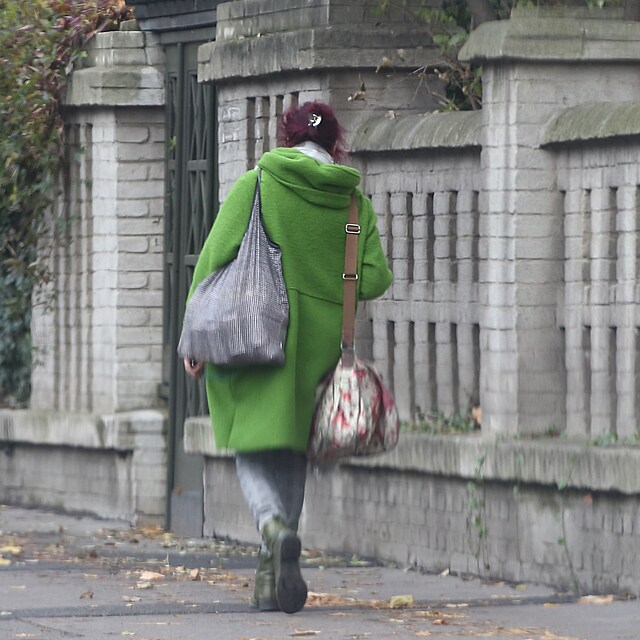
[376,0,627,111]
[401,406,479,434]
[591,430,618,447]
[591,429,639,447]
[377,0,483,110]
[466,452,489,572]
[0,0,132,407]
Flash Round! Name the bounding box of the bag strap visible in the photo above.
[341,195,360,367]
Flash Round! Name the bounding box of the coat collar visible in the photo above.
[294,141,335,165]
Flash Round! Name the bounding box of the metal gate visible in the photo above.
[162,40,217,536]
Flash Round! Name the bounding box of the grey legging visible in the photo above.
[235,449,307,534]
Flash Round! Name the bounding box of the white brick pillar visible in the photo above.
[31,29,166,415]
[25,28,168,525]
[460,8,640,435]
[197,0,443,198]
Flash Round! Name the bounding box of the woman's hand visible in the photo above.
[183,357,204,379]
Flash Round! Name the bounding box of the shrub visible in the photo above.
[0,0,132,406]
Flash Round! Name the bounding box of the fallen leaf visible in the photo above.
[389,594,414,609]
[138,525,165,537]
[376,56,394,73]
[291,631,320,637]
[0,545,22,556]
[415,632,432,637]
[538,632,583,640]
[306,591,358,607]
[432,618,448,625]
[136,582,153,590]
[79,591,93,599]
[139,570,164,581]
[543,602,560,608]
[122,596,141,603]
[0,558,11,567]
[190,568,200,580]
[579,594,614,605]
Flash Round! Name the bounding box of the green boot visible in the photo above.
[262,516,307,614]
[251,549,278,611]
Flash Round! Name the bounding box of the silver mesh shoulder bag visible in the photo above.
[177,172,289,367]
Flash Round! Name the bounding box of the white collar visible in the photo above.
[295,141,335,164]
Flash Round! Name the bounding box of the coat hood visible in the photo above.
[258,147,361,209]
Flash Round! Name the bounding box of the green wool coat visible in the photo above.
[188,147,393,453]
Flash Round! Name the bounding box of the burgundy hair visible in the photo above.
[278,101,347,163]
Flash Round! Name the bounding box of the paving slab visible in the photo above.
[0,504,636,640]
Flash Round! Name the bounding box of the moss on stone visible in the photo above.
[351,111,482,153]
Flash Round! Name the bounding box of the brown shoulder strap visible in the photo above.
[341,195,360,367]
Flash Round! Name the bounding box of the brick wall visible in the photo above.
[0,409,167,526]
[352,147,482,423]
[31,32,165,415]
[190,431,640,595]
[8,28,170,527]
[8,2,640,588]
[555,142,640,441]
[189,4,640,594]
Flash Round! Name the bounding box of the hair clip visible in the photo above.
[308,113,322,128]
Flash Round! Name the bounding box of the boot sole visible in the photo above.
[275,531,307,614]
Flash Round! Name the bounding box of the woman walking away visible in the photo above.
[183,101,393,613]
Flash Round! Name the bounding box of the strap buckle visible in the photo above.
[340,345,355,368]
[345,223,361,235]
[342,273,358,281]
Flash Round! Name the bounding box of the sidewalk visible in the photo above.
[0,504,636,640]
